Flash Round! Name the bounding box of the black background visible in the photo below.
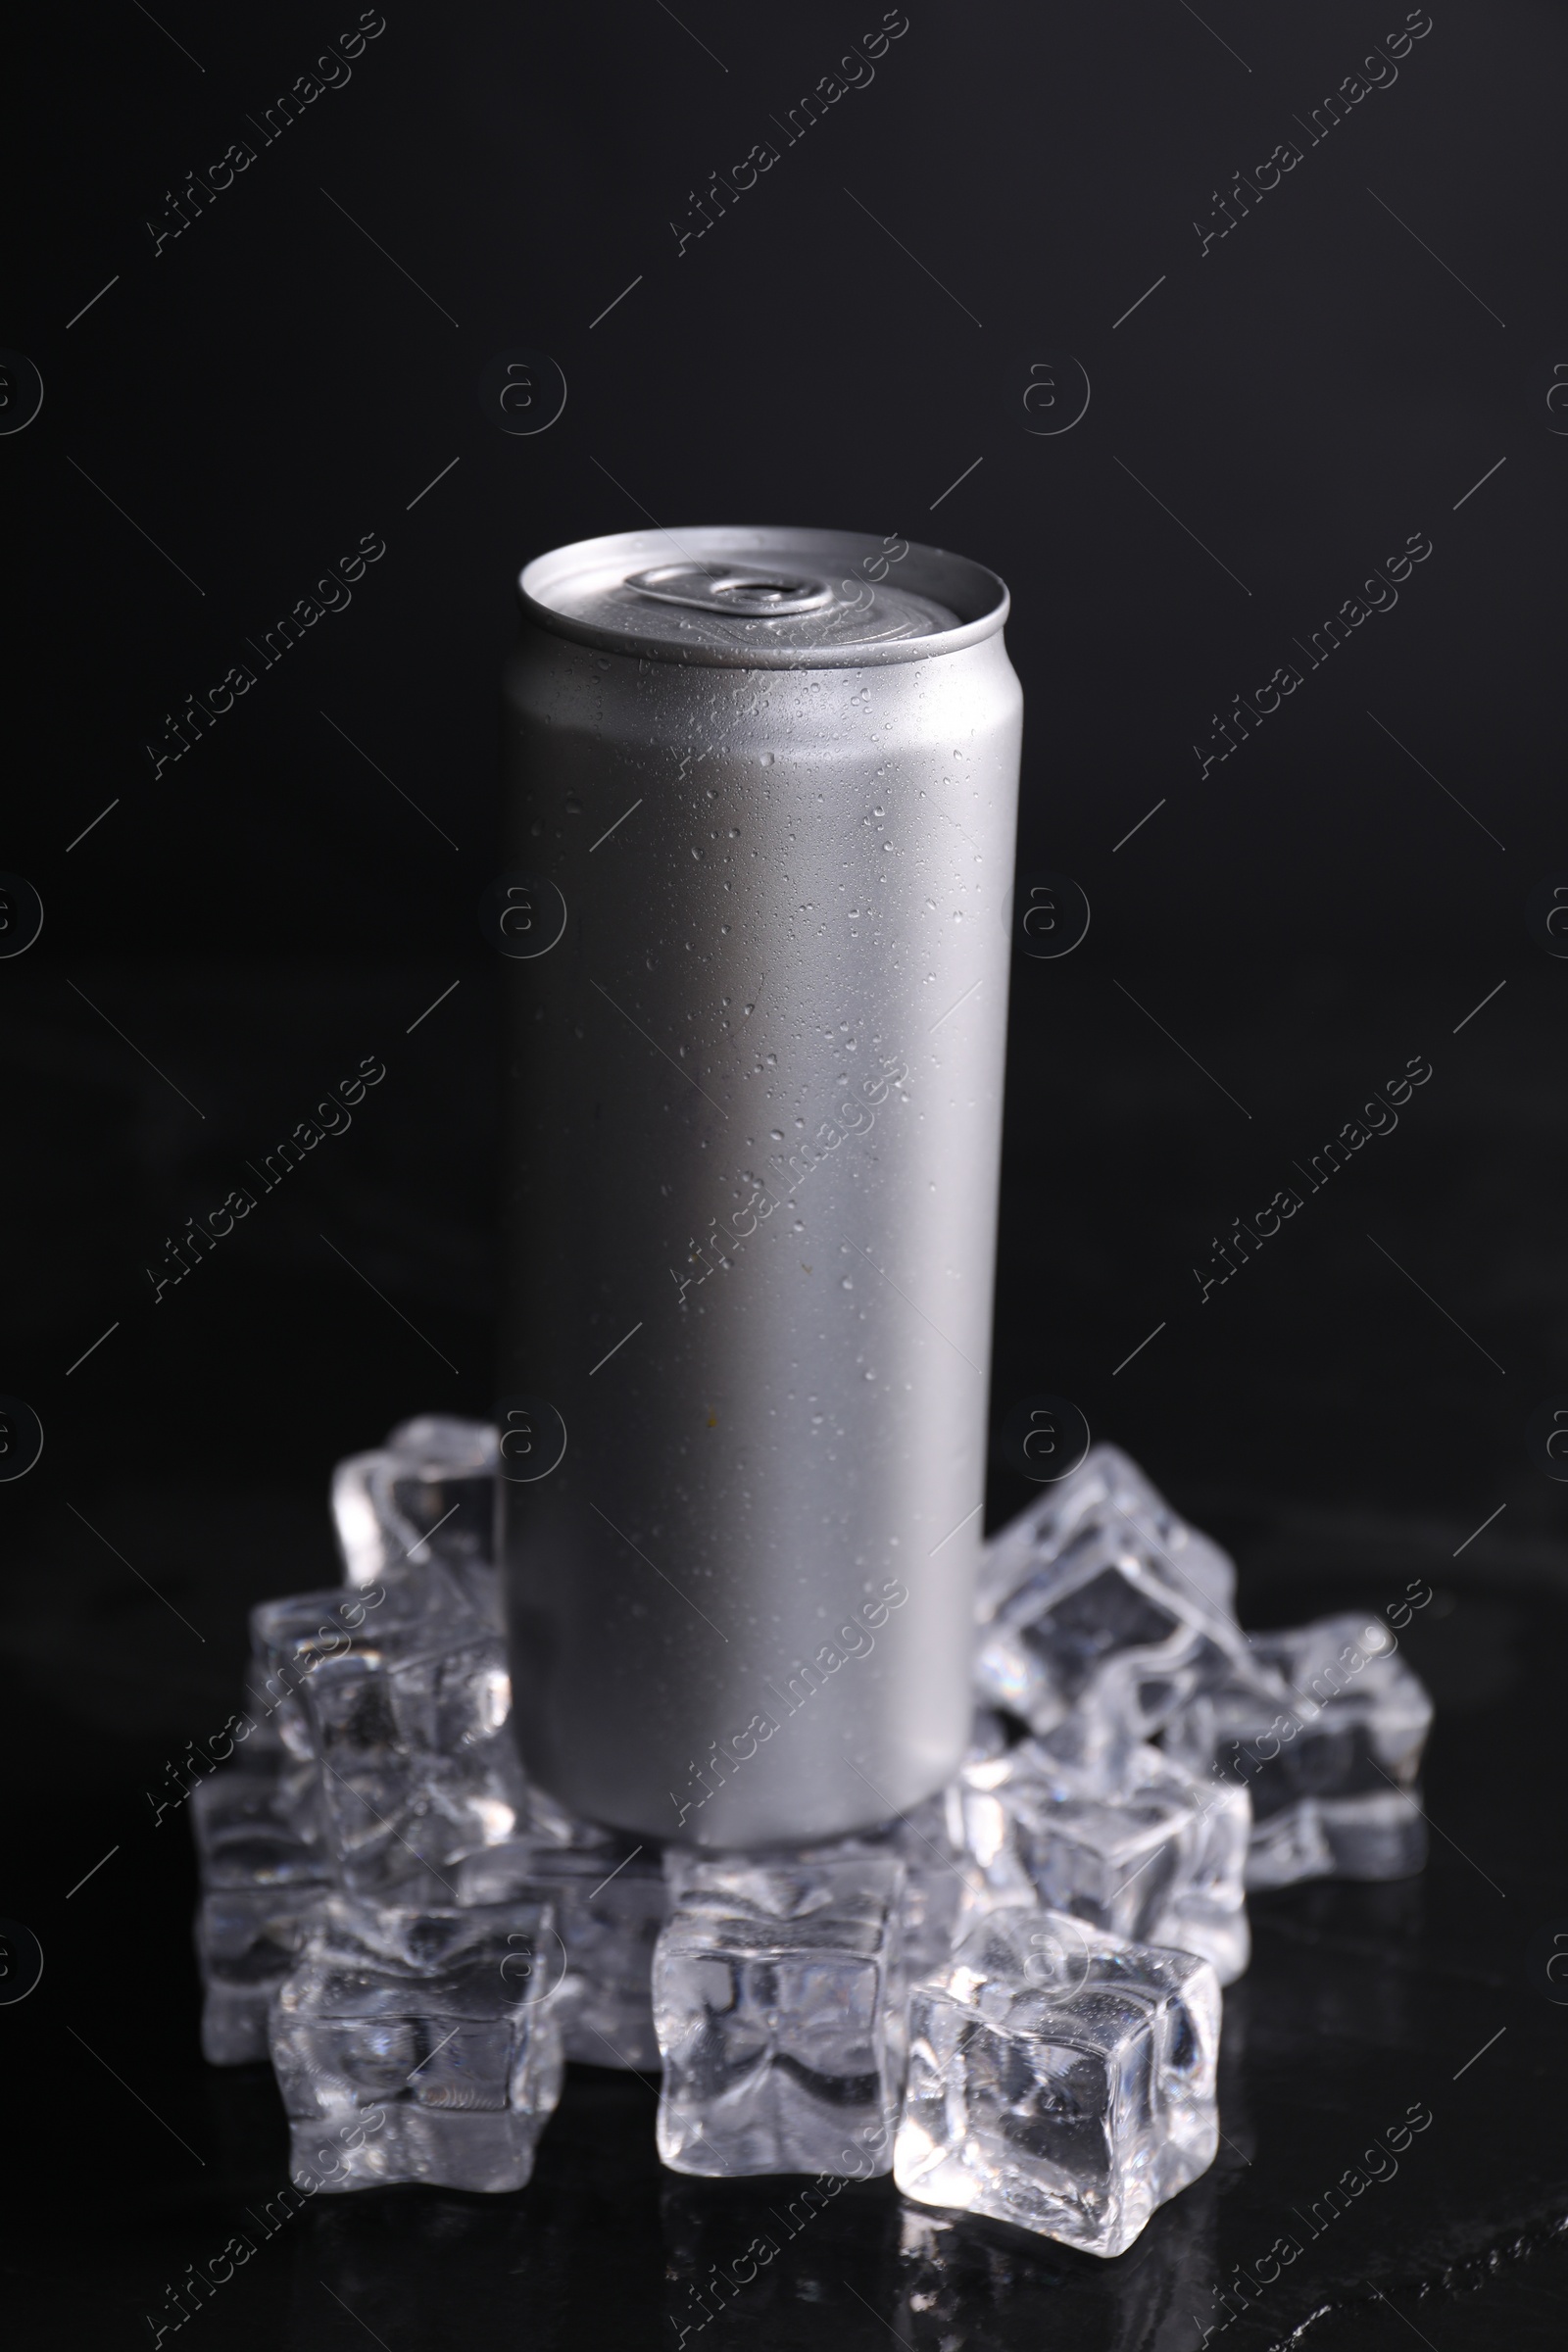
[4,2,1567,2346]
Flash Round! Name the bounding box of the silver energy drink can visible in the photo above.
[498,526,1022,1848]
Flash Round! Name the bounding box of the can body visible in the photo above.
[499,528,1022,1847]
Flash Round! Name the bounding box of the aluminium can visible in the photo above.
[498,525,1022,1848]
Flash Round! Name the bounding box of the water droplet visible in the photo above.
[841,1277,854,1290]
[760,753,774,765]
[770,1129,783,1141]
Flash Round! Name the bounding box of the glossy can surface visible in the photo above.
[499,527,1022,1846]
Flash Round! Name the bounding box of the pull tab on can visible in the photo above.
[625,562,835,616]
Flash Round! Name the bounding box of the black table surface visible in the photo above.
[6,1441,1567,2352]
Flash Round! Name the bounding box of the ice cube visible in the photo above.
[956,1739,1250,1984]
[1166,1767,1252,1986]
[248,1581,442,1765]
[189,1757,325,1888]
[1164,1612,1432,1886]
[303,1623,526,1901]
[893,1790,1036,1982]
[238,1653,285,1755]
[248,1573,524,1899]
[974,1510,1249,1745]
[790,1713,1029,1980]
[196,1885,327,2065]
[456,1813,666,2072]
[189,1759,332,2065]
[979,1445,1237,1621]
[331,1415,498,1612]
[270,1893,563,2192]
[654,1856,906,2178]
[895,1907,1219,2256]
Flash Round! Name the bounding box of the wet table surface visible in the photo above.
[7,1540,1566,2352]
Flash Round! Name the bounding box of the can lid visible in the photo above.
[518,526,1008,669]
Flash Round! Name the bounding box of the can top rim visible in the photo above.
[517,525,1009,668]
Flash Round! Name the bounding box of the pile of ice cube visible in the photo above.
[190,1420,1432,2257]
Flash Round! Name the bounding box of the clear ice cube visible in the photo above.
[895,2120,1222,2336]
[270,1894,563,2192]
[196,1884,327,2065]
[956,1740,1250,1985]
[189,1759,331,2064]
[456,1806,666,2072]
[189,1756,325,1888]
[1164,1612,1432,1886]
[304,1628,525,1901]
[974,1508,1249,1745]
[248,1575,524,1900]
[331,1415,498,1612]
[792,1713,1028,1981]
[655,1856,906,2178]
[979,1445,1237,1621]
[895,1907,1219,2256]
[895,1788,1038,1982]
[248,1582,432,1765]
